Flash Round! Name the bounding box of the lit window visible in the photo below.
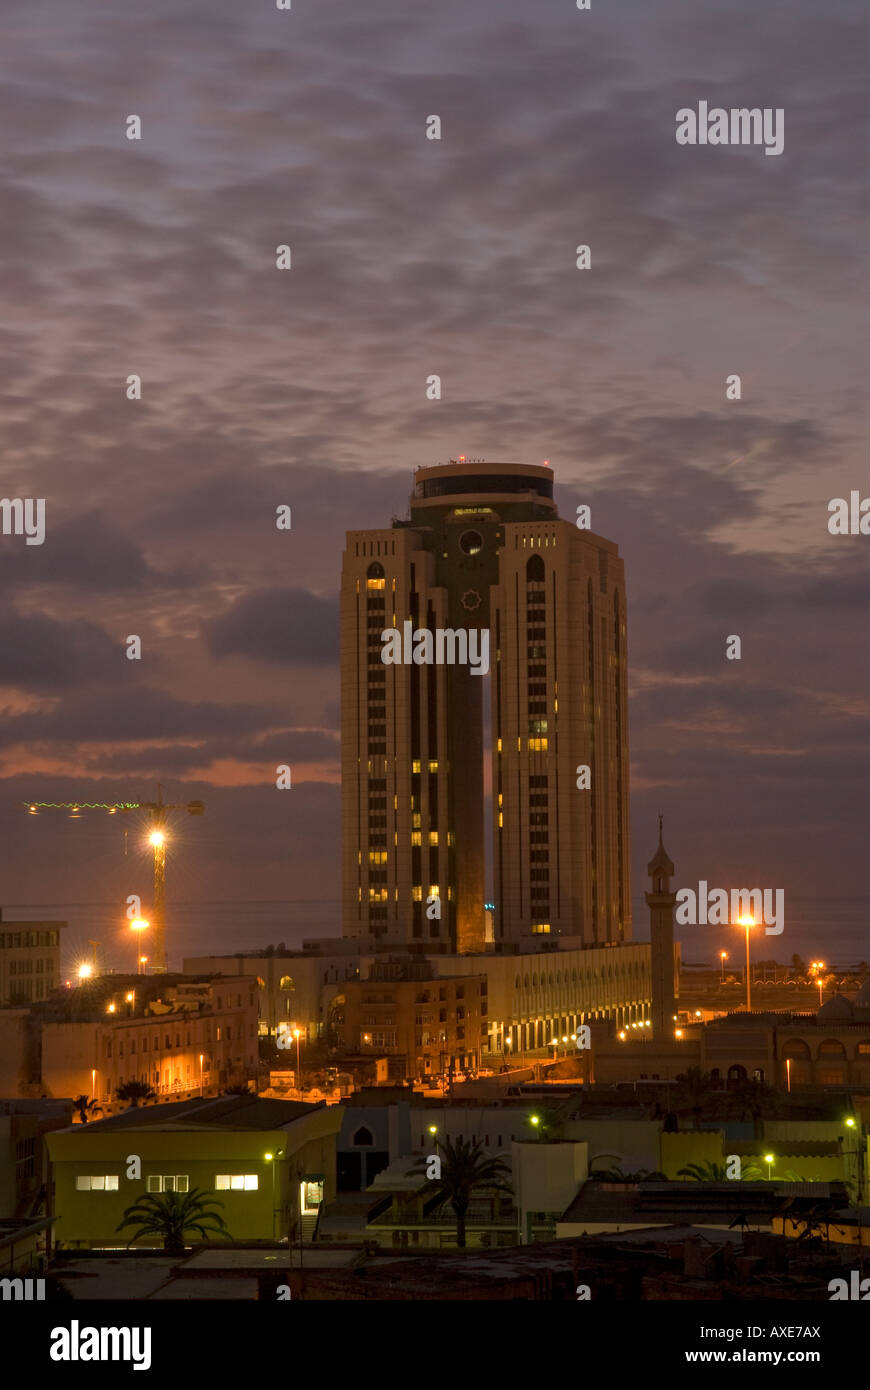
[412,759,421,774]
[411,831,422,846]
[368,851,388,864]
[412,886,423,901]
[76,1175,119,1191]
[428,885,439,898]
[215,1175,258,1191]
[428,760,438,773]
[429,831,439,846]
[366,578,385,590]
[147,1175,189,1193]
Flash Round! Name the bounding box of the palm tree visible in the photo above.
[677,1161,731,1181]
[73,1095,102,1125]
[413,1137,512,1249]
[741,1163,818,1182]
[116,1188,230,1253]
[115,1080,157,1108]
[727,1078,782,1136]
[674,1068,715,1129]
[593,1167,667,1182]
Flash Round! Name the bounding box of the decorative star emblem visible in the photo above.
[461,588,482,611]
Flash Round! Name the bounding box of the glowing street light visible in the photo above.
[77,963,92,980]
[130,918,150,974]
[764,1153,775,1181]
[810,961,826,1008]
[720,950,729,983]
[737,916,755,1011]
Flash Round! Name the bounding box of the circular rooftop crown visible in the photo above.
[413,460,554,503]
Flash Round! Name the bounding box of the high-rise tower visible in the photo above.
[341,460,630,952]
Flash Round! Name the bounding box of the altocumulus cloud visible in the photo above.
[206,587,338,666]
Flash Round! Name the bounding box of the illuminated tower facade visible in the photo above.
[341,460,631,952]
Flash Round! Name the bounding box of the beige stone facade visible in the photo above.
[340,461,630,952]
[0,917,64,1005]
[335,966,488,1077]
[40,977,259,1108]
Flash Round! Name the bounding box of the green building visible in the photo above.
[46,1095,340,1250]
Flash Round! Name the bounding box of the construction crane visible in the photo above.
[20,786,204,973]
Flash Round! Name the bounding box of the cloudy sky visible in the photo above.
[0,0,867,967]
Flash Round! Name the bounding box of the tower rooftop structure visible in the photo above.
[409,459,556,523]
[647,815,675,878]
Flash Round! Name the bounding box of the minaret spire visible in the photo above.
[646,819,677,1039]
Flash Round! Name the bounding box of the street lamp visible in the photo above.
[78,963,92,981]
[842,1116,864,1204]
[130,918,149,973]
[720,951,728,983]
[765,1153,775,1181]
[264,1152,278,1241]
[737,916,755,1011]
[810,961,826,1008]
[292,1027,302,1094]
[199,1053,204,1097]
